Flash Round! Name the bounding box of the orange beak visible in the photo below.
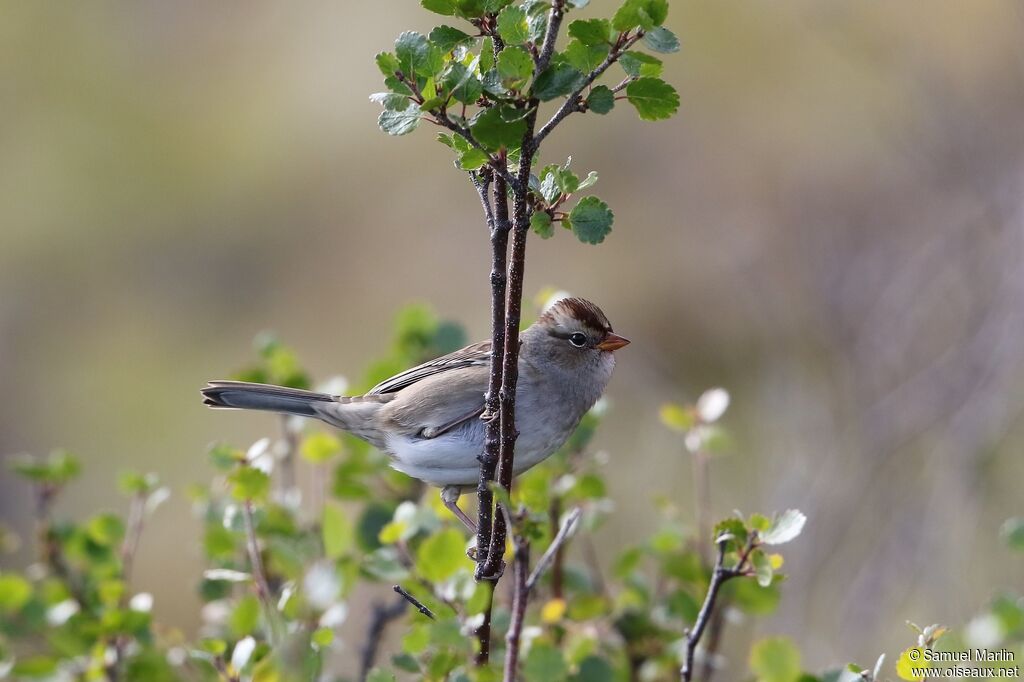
[597,333,630,352]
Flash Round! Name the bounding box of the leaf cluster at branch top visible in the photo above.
[372,0,681,143]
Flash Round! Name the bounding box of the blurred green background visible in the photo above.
[2,0,1023,672]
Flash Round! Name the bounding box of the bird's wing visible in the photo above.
[378,362,489,438]
[366,340,492,395]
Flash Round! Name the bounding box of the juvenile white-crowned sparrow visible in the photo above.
[201,297,628,530]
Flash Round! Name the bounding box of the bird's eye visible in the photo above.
[568,332,588,348]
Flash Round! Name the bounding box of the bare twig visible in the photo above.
[502,536,531,682]
[119,492,146,586]
[473,582,495,666]
[392,584,436,620]
[358,596,407,682]
[527,507,582,591]
[680,536,755,682]
[432,113,521,190]
[534,31,646,147]
[242,499,281,644]
[536,0,567,71]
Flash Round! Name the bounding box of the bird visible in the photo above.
[201,297,629,531]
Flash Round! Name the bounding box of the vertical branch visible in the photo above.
[242,499,281,644]
[476,166,510,584]
[119,492,146,586]
[473,581,495,666]
[693,449,711,566]
[483,112,538,578]
[502,535,530,682]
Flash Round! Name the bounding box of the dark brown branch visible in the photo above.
[473,582,495,666]
[392,584,436,620]
[358,595,407,682]
[476,166,510,589]
[680,536,755,682]
[502,536,531,682]
[534,31,646,147]
[536,0,567,71]
[480,105,539,579]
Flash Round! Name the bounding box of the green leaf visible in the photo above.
[366,668,396,682]
[751,550,774,587]
[729,578,780,615]
[524,644,568,682]
[421,0,457,16]
[118,470,157,495]
[570,657,615,682]
[497,5,530,45]
[9,450,81,485]
[312,626,334,647]
[0,573,32,613]
[429,25,474,53]
[457,146,490,171]
[379,104,422,136]
[532,63,585,101]
[440,62,484,104]
[565,39,609,74]
[531,211,554,239]
[761,509,806,545]
[568,18,612,47]
[896,648,927,681]
[323,502,353,559]
[301,432,343,464]
[375,51,401,77]
[620,51,663,77]
[415,528,466,582]
[625,76,679,120]
[228,467,270,501]
[498,46,534,89]
[643,26,680,53]
[395,31,442,82]
[229,595,260,637]
[612,0,669,31]
[568,196,614,244]
[479,37,495,72]
[586,85,615,114]
[749,637,802,682]
[1000,517,1024,551]
[470,105,527,151]
[87,513,125,546]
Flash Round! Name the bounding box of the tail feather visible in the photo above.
[201,380,336,418]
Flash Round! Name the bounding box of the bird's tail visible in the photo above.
[201,380,337,418]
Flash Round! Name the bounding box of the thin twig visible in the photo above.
[392,584,436,620]
[432,113,521,190]
[119,492,146,586]
[534,31,646,147]
[526,507,582,591]
[358,595,408,682]
[473,582,495,666]
[680,536,755,682]
[536,0,567,71]
[502,536,531,682]
[242,499,281,644]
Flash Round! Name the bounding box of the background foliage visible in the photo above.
[2,0,1024,679]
